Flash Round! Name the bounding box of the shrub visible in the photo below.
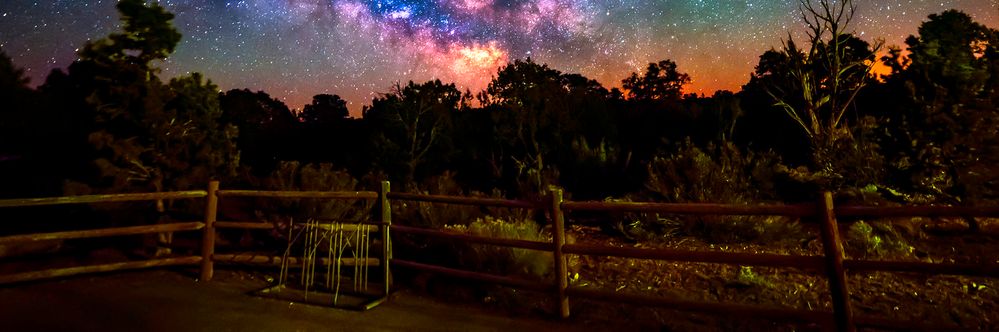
[446,216,552,279]
[392,171,484,229]
[643,141,804,243]
[253,161,372,243]
[844,220,914,258]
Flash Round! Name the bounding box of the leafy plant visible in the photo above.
[844,220,913,258]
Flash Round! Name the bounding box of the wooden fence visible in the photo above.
[1,181,997,331]
[0,190,210,284]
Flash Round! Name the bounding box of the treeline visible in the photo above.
[1,0,998,214]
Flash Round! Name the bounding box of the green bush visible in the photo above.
[844,220,913,258]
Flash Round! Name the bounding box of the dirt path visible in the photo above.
[0,269,579,332]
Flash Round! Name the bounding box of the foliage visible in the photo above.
[219,89,298,175]
[877,10,999,210]
[261,161,370,222]
[299,94,349,125]
[643,141,805,243]
[364,80,462,188]
[621,59,691,102]
[445,216,552,279]
[844,220,914,258]
[52,0,238,197]
[393,171,484,230]
[0,49,52,196]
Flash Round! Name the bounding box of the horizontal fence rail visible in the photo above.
[3,181,998,331]
[562,201,817,216]
[392,225,554,251]
[386,192,541,209]
[216,190,378,199]
[562,243,826,270]
[843,259,999,277]
[0,191,207,208]
[0,222,204,244]
[391,259,550,292]
[0,189,211,285]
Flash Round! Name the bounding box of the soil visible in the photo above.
[559,223,999,331]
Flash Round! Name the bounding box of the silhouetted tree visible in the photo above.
[483,59,615,198]
[299,94,349,125]
[879,10,999,212]
[364,80,461,188]
[622,59,691,102]
[60,0,237,194]
[220,89,297,174]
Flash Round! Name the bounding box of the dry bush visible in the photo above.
[446,216,552,279]
[255,161,372,240]
[643,141,806,243]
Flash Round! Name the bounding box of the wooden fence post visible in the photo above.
[551,188,570,318]
[819,191,855,332]
[380,181,392,296]
[200,180,219,282]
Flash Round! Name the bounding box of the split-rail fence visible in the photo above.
[2,180,997,332]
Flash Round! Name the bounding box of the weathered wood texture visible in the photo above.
[0,191,207,208]
[380,181,393,296]
[392,225,553,251]
[563,243,825,270]
[4,183,999,331]
[818,192,855,332]
[0,256,203,285]
[551,189,570,318]
[201,181,219,282]
[386,192,541,209]
[215,190,377,199]
[0,222,204,244]
[844,259,999,277]
[561,201,816,216]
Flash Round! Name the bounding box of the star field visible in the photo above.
[1,1,996,115]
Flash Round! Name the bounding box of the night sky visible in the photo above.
[1,1,996,115]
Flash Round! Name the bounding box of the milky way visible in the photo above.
[1,1,996,115]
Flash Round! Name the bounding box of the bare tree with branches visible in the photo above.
[767,0,883,170]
